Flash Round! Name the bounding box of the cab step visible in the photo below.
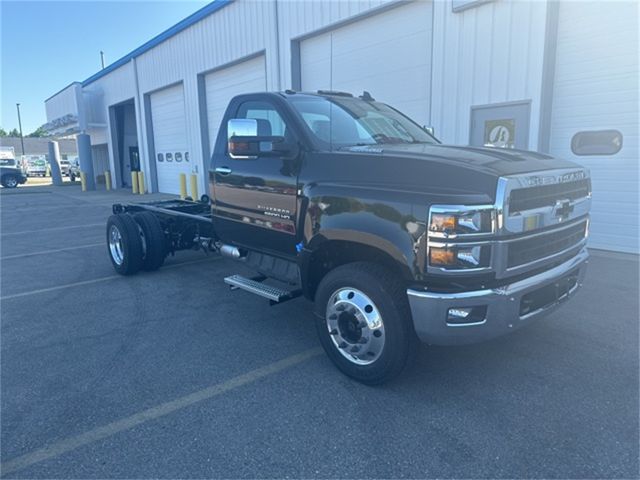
[224,274,301,305]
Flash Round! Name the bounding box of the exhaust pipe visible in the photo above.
[219,244,244,259]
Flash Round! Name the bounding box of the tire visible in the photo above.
[314,262,416,385]
[133,212,167,271]
[106,214,143,275]
[1,175,19,188]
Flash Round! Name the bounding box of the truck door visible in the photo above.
[212,99,299,257]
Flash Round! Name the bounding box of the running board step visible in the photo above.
[224,274,301,304]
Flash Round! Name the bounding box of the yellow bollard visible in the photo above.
[104,171,112,191]
[131,171,139,194]
[137,170,145,195]
[80,172,87,192]
[179,173,187,200]
[190,174,198,201]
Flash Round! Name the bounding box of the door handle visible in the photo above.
[215,167,232,175]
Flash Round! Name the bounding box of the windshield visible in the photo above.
[0,158,17,167]
[289,95,438,147]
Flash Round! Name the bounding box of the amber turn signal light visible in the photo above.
[429,247,456,266]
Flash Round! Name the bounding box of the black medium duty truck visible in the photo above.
[106,91,591,384]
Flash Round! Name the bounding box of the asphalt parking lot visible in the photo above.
[1,185,638,479]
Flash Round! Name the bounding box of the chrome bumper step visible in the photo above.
[224,274,301,304]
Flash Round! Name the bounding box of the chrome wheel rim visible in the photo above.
[108,225,124,265]
[326,288,385,365]
[5,177,17,187]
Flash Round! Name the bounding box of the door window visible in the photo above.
[235,101,287,137]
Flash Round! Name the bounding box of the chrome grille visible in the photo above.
[507,221,587,268]
[509,179,591,213]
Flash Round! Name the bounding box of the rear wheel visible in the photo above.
[134,211,167,271]
[1,175,19,188]
[314,262,416,385]
[106,214,143,275]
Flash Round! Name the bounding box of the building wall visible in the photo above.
[133,0,279,193]
[82,61,136,176]
[45,83,80,121]
[430,0,547,147]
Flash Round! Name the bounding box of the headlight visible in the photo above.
[429,206,495,237]
[429,245,490,269]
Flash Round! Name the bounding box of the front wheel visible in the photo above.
[314,262,416,385]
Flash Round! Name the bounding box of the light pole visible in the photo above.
[100,51,105,69]
[16,103,25,157]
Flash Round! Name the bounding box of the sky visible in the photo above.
[1,0,208,134]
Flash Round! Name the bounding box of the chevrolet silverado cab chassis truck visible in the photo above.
[106,91,591,384]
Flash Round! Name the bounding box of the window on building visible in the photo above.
[571,130,623,156]
[184,152,189,162]
[166,153,173,162]
[157,153,164,162]
[175,152,182,162]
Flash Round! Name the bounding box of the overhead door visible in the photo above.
[205,55,267,155]
[549,1,639,253]
[299,1,432,125]
[150,83,190,194]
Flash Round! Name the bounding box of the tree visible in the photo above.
[27,127,47,138]
[8,128,20,137]
[0,127,7,137]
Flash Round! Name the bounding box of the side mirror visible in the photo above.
[227,118,295,158]
[424,125,435,136]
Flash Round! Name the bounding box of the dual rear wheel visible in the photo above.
[106,212,167,275]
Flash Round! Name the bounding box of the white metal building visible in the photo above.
[44,0,639,253]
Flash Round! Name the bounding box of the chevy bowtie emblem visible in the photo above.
[554,199,574,220]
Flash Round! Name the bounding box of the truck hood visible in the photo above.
[353,143,581,177]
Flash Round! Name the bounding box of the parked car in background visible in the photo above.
[25,158,47,177]
[0,157,28,188]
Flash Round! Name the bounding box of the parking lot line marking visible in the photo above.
[1,223,104,237]
[0,258,220,301]
[0,243,105,260]
[0,347,322,477]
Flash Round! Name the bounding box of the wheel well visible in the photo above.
[303,240,410,301]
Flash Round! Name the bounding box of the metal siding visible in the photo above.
[276,0,393,90]
[299,1,432,126]
[549,1,639,253]
[431,0,547,148]
[133,0,278,193]
[45,83,79,121]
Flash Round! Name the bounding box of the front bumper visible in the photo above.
[407,248,589,345]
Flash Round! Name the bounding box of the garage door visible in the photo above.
[205,55,267,156]
[150,83,190,194]
[299,1,432,125]
[549,1,639,253]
